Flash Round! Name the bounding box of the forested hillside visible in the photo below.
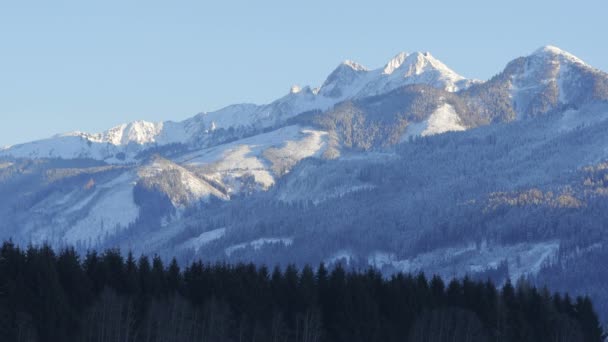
[0,243,603,342]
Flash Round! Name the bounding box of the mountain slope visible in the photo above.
[3,45,608,250]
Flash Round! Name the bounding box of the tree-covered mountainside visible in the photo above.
[0,243,603,342]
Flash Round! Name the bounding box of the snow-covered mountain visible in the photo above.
[3,45,608,318]
[0,50,475,162]
[462,45,608,123]
[509,45,608,118]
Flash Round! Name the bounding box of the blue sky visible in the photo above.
[1,0,606,146]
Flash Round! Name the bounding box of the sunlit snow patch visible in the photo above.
[402,104,465,141]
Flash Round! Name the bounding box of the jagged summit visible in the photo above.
[290,85,303,94]
[383,52,409,75]
[342,60,368,72]
[322,60,368,84]
[383,51,467,86]
[382,51,461,77]
[319,50,471,98]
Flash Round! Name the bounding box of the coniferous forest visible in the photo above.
[0,242,603,342]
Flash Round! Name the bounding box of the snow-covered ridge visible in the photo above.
[383,52,409,75]
[0,49,473,162]
[59,120,165,146]
[0,120,193,163]
[343,60,368,72]
[2,46,602,163]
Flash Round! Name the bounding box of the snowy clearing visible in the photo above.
[225,237,294,256]
[180,228,227,253]
[368,241,559,281]
[64,172,140,244]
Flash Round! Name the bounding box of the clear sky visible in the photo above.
[1,0,607,146]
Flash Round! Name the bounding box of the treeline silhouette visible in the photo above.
[0,242,603,342]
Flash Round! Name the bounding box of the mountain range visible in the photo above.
[2,45,608,317]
